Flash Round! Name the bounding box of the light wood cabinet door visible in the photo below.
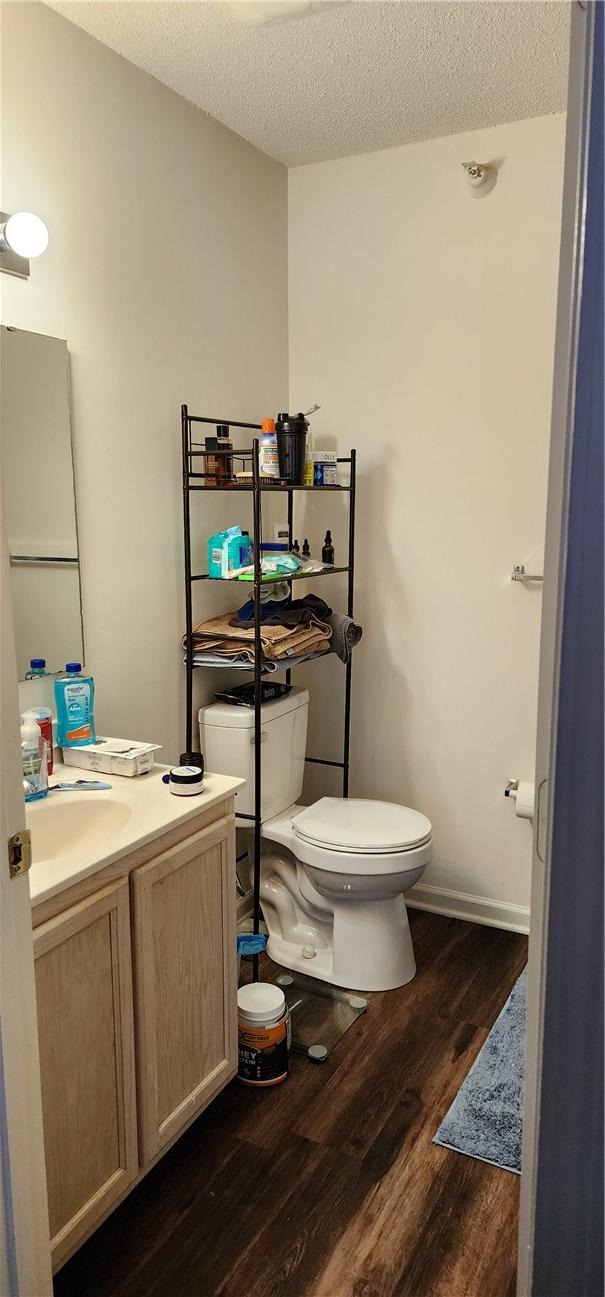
[132,814,237,1164]
[34,879,138,1269]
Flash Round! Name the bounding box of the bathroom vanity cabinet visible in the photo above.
[31,799,238,1271]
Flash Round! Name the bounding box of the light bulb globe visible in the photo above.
[4,212,49,258]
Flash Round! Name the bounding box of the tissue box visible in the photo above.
[62,737,162,777]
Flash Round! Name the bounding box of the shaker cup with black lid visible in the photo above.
[275,412,309,486]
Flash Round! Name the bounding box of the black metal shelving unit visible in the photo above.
[181,404,357,980]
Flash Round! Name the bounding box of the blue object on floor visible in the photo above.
[236,933,267,956]
[433,967,527,1174]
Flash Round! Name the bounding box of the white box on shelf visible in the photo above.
[62,737,162,777]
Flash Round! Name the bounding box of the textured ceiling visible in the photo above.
[47,1,570,166]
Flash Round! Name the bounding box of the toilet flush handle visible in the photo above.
[250,731,268,744]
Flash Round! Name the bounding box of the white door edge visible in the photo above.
[0,518,53,1296]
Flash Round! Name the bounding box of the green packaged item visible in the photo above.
[208,527,253,579]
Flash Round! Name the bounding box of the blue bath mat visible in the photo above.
[433,967,527,1174]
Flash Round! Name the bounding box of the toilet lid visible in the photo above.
[292,798,432,854]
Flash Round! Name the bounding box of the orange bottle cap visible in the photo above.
[261,418,275,433]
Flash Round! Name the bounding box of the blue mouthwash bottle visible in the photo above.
[54,663,96,747]
[25,658,49,679]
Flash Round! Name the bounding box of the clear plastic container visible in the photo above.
[21,715,48,802]
[23,707,54,775]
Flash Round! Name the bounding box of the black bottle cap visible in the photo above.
[216,424,230,438]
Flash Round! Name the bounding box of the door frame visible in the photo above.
[517,2,600,1293]
[0,516,53,1295]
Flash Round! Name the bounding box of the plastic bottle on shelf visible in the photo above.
[302,539,311,559]
[25,658,49,679]
[304,426,314,487]
[54,663,96,747]
[258,418,279,479]
[205,425,233,485]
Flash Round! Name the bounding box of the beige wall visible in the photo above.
[289,114,566,928]
[1,2,288,759]
[1,4,565,925]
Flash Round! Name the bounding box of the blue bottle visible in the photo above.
[25,658,49,679]
[54,663,96,747]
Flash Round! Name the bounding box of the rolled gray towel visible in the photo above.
[326,612,363,664]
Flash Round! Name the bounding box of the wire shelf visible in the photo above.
[181,404,357,982]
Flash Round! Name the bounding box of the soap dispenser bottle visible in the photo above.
[21,715,48,802]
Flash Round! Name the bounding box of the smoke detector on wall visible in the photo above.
[221,1,347,26]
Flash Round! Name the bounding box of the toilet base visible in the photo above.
[267,896,416,992]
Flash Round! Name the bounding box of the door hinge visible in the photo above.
[8,829,32,879]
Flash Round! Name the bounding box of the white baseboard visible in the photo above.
[238,883,530,936]
[406,883,530,935]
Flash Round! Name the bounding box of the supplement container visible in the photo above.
[313,451,338,486]
[168,765,204,796]
[237,982,290,1086]
[258,418,279,479]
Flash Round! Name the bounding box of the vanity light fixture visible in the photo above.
[0,210,49,279]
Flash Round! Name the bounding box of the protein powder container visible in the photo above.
[237,982,290,1086]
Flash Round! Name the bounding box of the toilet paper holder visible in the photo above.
[511,564,543,583]
[504,777,535,822]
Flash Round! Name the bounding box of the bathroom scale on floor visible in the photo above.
[271,971,368,1062]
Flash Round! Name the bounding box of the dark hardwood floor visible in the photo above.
[54,910,527,1297]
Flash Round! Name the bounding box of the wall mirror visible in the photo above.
[1,324,84,679]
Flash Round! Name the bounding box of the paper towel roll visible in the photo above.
[513,781,535,821]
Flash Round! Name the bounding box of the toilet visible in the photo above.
[199,688,432,991]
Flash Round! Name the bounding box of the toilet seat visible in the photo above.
[292,797,432,854]
[263,799,433,877]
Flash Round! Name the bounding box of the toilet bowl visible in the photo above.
[199,689,432,992]
[259,798,432,991]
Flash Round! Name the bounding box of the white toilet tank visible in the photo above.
[198,688,309,821]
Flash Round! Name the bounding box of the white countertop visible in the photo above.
[27,761,245,906]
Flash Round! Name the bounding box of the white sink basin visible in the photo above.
[27,796,133,865]
[26,760,246,907]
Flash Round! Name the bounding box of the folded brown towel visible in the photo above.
[185,610,332,662]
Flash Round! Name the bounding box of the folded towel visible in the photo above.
[185,610,331,663]
[235,593,332,629]
[326,612,363,664]
[184,650,328,672]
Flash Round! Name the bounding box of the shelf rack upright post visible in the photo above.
[181,404,357,980]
